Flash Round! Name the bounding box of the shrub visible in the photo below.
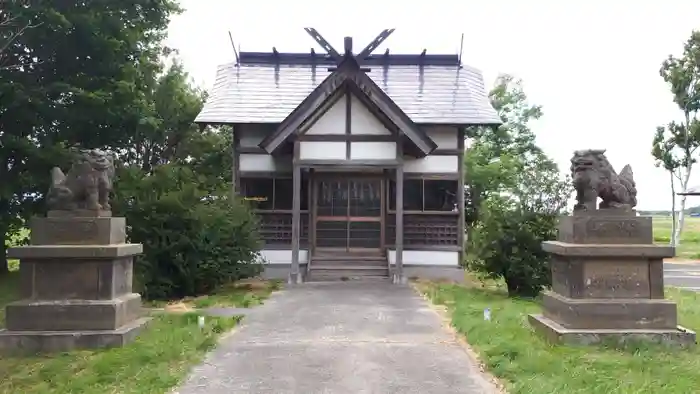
[467,197,560,298]
[113,164,262,300]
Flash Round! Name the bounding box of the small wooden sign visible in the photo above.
[243,196,268,202]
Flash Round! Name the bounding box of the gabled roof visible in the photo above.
[259,54,437,156]
[195,29,502,128]
[195,62,501,125]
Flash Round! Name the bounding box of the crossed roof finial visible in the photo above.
[303,28,396,65]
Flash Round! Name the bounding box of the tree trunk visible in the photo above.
[671,171,677,246]
[0,235,8,277]
[675,169,693,246]
[676,195,688,247]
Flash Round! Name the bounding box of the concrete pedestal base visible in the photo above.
[5,293,143,331]
[0,317,152,354]
[530,209,696,347]
[529,314,696,348]
[3,215,148,354]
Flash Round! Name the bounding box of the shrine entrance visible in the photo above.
[313,176,384,253]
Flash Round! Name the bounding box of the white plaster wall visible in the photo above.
[299,141,346,160]
[425,126,459,149]
[350,94,391,135]
[387,250,458,266]
[350,142,396,160]
[304,95,346,135]
[239,154,292,172]
[403,155,459,173]
[259,249,309,264]
[238,129,266,147]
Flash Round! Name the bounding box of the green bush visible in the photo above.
[113,164,262,300]
[467,197,559,298]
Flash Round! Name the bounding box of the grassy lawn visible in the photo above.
[417,277,700,394]
[653,216,700,259]
[144,279,282,310]
[0,273,279,394]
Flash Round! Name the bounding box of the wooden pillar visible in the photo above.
[457,127,466,265]
[231,126,240,197]
[290,142,302,284]
[395,140,405,284]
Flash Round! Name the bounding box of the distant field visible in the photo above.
[653,216,700,259]
[5,219,700,264]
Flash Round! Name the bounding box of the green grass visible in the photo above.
[0,312,240,394]
[417,278,700,394]
[143,279,282,309]
[0,272,20,327]
[0,273,278,394]
[653,216,700,259]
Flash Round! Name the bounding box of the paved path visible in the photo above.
[175,281,498,394]
[665,261,700,291]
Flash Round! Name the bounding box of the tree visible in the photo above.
[112,163,261,300]
[464,75,543,229]
[465,75,570,297]
[651,31,700,246]
[0,0,180,275]
[468,151,570,297]
[0,2,41,70]
[118,60,207,173]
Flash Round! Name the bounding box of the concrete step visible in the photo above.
[307,275,391,282]
[307,265,390,282]
[312,254,385,261]
[311,258,387,267]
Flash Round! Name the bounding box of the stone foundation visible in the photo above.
[529,314,696,348]
[529,209,696,347]
[0,214,150,354]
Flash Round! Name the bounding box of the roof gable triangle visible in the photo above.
[259,44,437,156]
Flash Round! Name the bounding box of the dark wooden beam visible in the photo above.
[348,71,437,156]
[290,141,302,284]
[298,134,395,142]
[238,51,462,67]
[344,36,353,55]
[238,146,267,154]
[294,159,400,168]
[431,149,461,156]
[357,29,395,61]
[231,126,240,196]
[327,66,371,72]
[346,90,352,160]
[309,169,317,256]
[395,137,404,284]
[260,72,346,153]
[384,245,461,252]
[457,127,466,264]
[239,171,292,178]
[388,210,459,216]
[296,87,347,135]
[404,173,460,180]
[304,28,341,61]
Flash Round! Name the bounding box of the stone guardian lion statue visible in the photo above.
[47,149,115,212]
[570,149,637,211]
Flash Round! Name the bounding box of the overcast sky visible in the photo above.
[165,0,700,210]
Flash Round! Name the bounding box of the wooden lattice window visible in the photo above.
[388,179,458,212]
[386,214,459,246]
[240,177,308,211]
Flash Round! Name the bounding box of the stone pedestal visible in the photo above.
[529,209,696,347]
[0,211,151,354]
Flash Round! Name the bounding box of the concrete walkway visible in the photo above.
[175,281,499,394]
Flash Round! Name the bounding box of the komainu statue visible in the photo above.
[47,149,115,212]
[570,149,637,211]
